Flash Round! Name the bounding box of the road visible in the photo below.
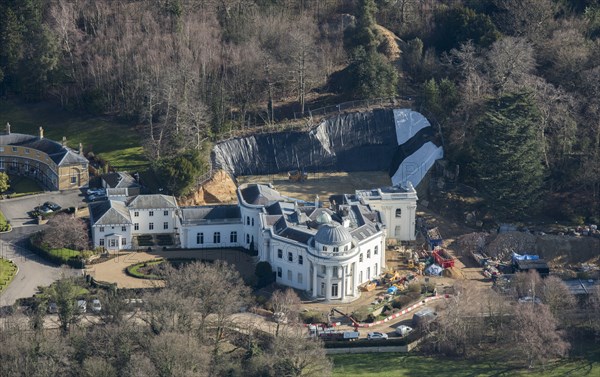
[0,190,87,306]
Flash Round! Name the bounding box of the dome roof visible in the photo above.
[314,223,353,246]
[316,212,332,224]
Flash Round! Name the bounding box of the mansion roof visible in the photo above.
[0,132,88,166]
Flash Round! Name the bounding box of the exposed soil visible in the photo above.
[237,171,392,203]
[179,169,238,205]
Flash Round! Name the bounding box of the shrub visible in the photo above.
[392,295,413,309]
[299,311,326,324]
[255,261,275,288]
[351,306,370,323]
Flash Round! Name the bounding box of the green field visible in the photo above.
[331,349,600,377]
[0,99,148,172]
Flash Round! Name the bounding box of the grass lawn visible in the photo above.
[9,175,43,194]
[0,210,9,231]
[0,99,148,172]
[0,258,17,293]
[49,248,81,260]
[331,349,600,377]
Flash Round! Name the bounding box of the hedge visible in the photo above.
[28,238,85,269]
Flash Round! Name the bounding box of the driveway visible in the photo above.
[1,190,87,228]
[0,189,87,306]
[0,240,80,306]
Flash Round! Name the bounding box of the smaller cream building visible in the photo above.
[0,123,89,190]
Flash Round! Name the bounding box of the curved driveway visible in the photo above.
[0,191,86,306]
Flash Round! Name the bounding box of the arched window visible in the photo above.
[367,250,371,258]
[395,208,402,218]
[374,246,378,255]
[359,253,363,262]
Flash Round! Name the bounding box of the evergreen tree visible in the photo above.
[473,92,545,217]
[338,0,398,99]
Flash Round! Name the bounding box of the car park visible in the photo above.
[367,332,388,340]
[90,299,102,313]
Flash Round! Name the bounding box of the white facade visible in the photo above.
[356,182,418,242]
[89,195,179,250]
[89,182,416,302]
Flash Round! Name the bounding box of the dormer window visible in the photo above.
[322,246,327,251]
[395,208,402,218]
[333,247,339,253]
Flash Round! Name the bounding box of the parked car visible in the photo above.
[88,194,108,202]
[395,325,413,337]
[367,332,388,340]
[48,302,58,314]
[90,299,102,313]
[76,299,87,313]
[518,296,542,304]
[87,187,106,196]
[43,202,61,211]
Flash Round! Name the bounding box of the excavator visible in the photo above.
[288,169,308,182]
[330,308,360,332]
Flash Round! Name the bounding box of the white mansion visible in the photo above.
[89,182,417,301]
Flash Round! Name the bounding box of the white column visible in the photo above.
[325,266,331,300]
[352,262,358,296]
[312,263,317,298]
[340,265,346,300]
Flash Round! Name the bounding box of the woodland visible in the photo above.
[1,0,600,218]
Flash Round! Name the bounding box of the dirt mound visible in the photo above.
[375,25,402,61]
[179,169,237,205]
[535,235,600,265]
[442,267,466,280]
[485,231,536,260]
[454,232,488,257]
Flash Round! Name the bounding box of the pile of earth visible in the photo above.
[455,231,600,266]
[179,169,238,205]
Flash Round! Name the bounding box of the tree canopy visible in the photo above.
[472,92,545,217]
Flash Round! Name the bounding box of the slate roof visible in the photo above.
[315,223,353,245]
[0,133,88,166]
[240,184,285,206]
[181,205,241,225]
[128,194,177,209]
[89,200,131,225]
[102,172,140,189]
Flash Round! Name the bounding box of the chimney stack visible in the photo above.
[62,136,66,146]
[78,142,83,154]
[39,126,44,139]
[6,122,10,134]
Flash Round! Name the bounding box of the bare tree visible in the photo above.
[511,303,569,368]
[249,329,333,377]
[422,281,485,356]
[540,276,576,321]
[511,270,543,300]
[268,288,302,336]
[40,213,89,251]
[163,261,252,360]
